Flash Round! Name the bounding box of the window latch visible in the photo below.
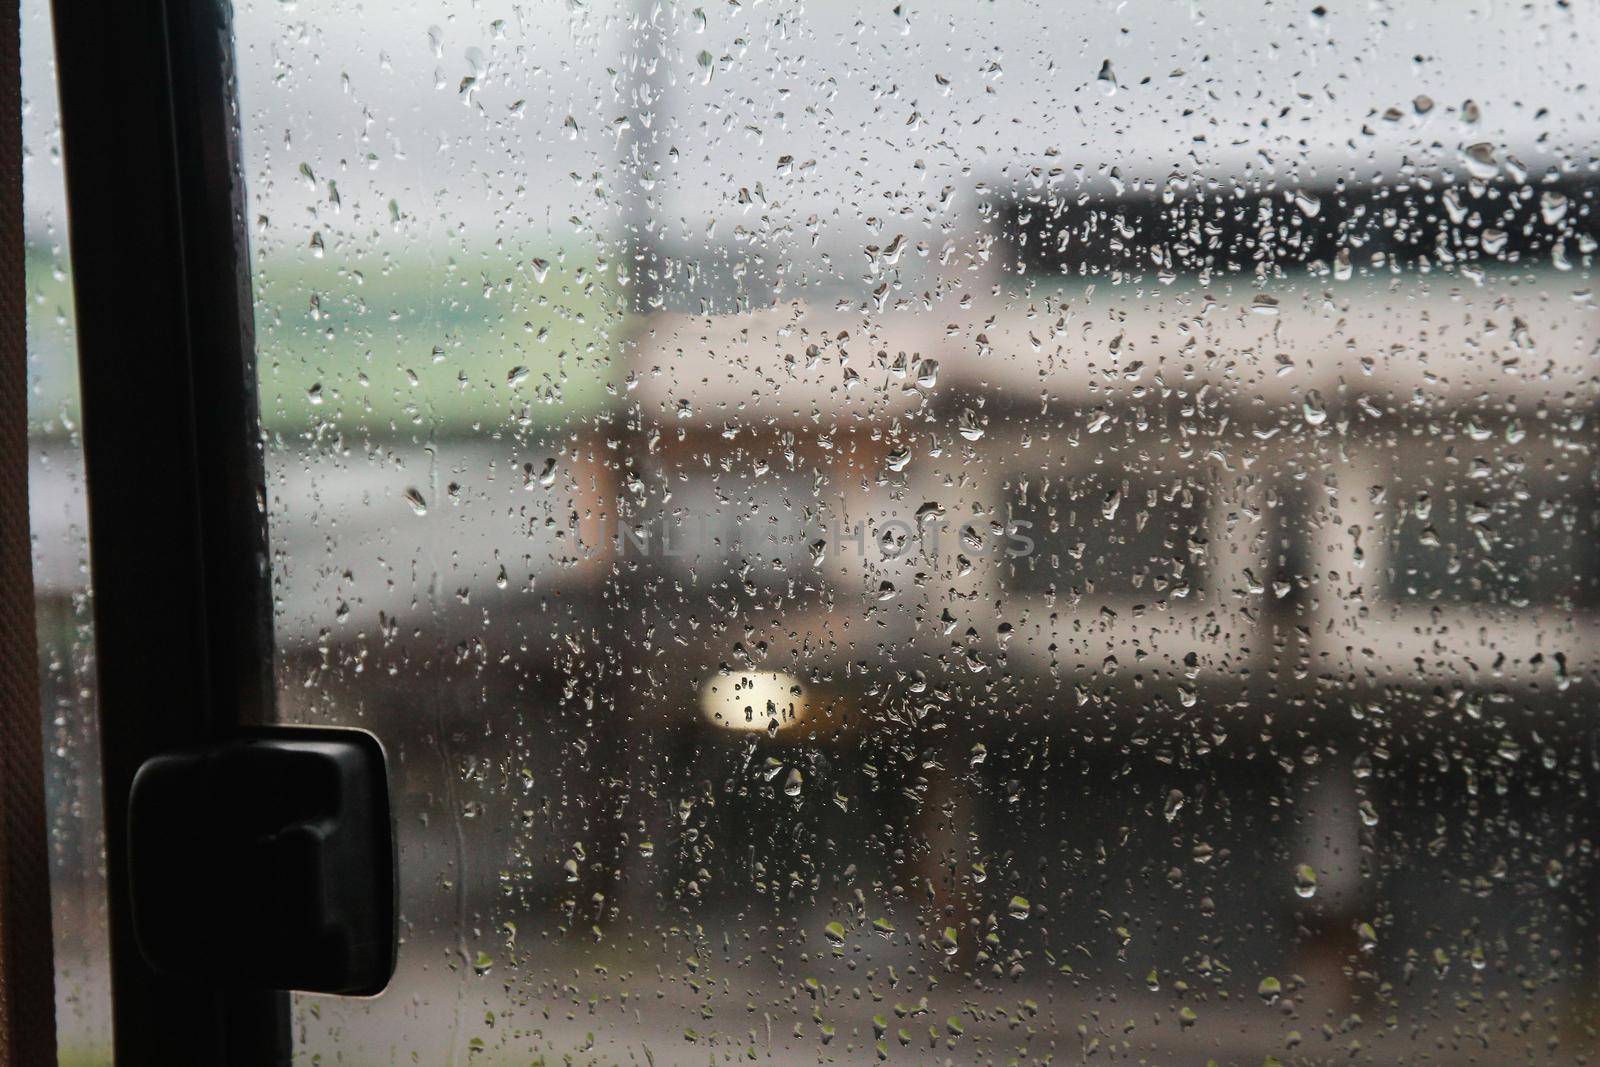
[127,727,397,995]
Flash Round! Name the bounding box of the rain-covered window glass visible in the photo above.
[21,0,114,1060]
[234,0,1600,1062]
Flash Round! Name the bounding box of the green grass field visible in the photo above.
[25,240,626,439]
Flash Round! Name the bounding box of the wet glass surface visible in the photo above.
[226,1,1600,1062]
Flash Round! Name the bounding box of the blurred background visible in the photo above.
[24,0,1600,1062]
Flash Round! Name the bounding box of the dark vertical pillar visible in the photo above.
[0,0,60,1060]
[50,0,286,1062]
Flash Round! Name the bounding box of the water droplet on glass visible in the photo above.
[1096,58,1118,95]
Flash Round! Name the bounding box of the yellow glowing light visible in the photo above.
[699,671,812,734]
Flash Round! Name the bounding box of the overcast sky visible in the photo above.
[24,0,1600,265]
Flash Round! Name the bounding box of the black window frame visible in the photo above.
[52,0,288,1062]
